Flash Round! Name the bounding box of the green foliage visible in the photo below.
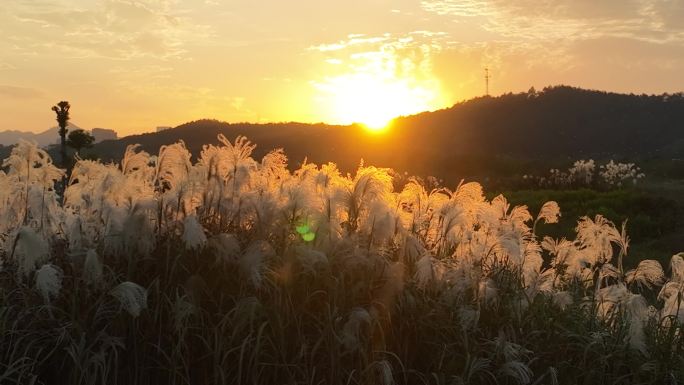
[67,129,95,154]
[501,188,681,266]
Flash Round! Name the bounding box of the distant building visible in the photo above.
[91,128,118,143]
[157,126,173,132]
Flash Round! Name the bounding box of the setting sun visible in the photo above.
[315,71,442,132]
[5,1,684,383]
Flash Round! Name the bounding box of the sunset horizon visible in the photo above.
[3,83,683,136]
[3,2,684,384]
[3,1,684,135]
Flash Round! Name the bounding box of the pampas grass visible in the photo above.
[1,136,683,384]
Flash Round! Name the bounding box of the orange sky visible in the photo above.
[2,0,684,136]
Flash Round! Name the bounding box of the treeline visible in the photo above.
[87,86,684,186]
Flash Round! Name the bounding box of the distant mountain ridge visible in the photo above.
[86,86,684,183]
[0,125,117,147]
[2,86,683,184]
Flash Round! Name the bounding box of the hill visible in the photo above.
[87,86,684,185]
[0,124,118,147]
[0,124,83,147]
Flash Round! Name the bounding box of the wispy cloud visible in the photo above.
[308,31,452,124]
[0,85,45,99]
[2,0,212,60]
[421,0,684,43]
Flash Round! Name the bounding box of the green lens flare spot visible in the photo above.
[296,225,310,234]
[302,232,315,242]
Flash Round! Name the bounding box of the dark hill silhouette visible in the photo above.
[81,85,684,183]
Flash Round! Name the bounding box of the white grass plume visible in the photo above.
[83,249,103,285]
[536,201,560,225]
[670,253,684,282]
[121,144,151,175]
[209,233,241,265]
[624,293,649,353]
[241,240,274,288]
[414,253,436,289]
[295,246,328,273]
[35,264,62,303]
[478,278,499,306]
[110,281,148,318]
[626,259,665,290]
[377,360,395,385]
[552,291,573,310]
[12,226,50,278]
[341,307,371,352]
[499,361,533,385]
[156,141,192,192]
[658,281,684,325]
[575,215,621,264]
[182,215,207,250]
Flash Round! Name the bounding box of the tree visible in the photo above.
[51,101,70,167]
[67,129,95,157]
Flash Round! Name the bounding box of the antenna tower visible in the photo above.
[484,67,490,96]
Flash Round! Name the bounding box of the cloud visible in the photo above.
[311,31,449,83]
[0,85,45,99]
[421,0,684,43]
[308,31,452,124]
[3,0,211,60]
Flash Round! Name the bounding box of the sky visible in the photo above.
[1,0,684,135]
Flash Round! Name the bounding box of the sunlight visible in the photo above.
[317,72,441,132]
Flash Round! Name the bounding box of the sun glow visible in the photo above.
[317,72,442,132]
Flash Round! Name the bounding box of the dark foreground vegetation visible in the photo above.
[1,137,684,384]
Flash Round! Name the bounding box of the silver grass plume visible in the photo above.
[121,144,151,175]
[575,215,621,264]
[536,201,561,224]
[507,205,533,228]
[478,278,499,306]
[3,139,64,187]
[173,293,195,333]
[341,307,371,352]
[596,284,630,320]
[83,248,103,285]
[488,333,533,384]
[12,226,50,278]
[377,360,395,385]
[156,141,192,191]
[110,281,148,318]
[260,148,289,179]
[625,259,665,290]
[209,233,241,265]
[35,264,62,303]
[658,281,684,325]
[241,240,274,288]
[670,253,684,282]
[295,246,328,273]
[624,293,649,353]
[182,215,207,250]
[552,291,573,310]
[414,253,436,289]
[457,307,480,331]
[499,361,533,385]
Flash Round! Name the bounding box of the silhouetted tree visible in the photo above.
[67,129,95,157]
[51,101,70,167]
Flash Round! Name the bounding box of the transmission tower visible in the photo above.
[484,67,490,96]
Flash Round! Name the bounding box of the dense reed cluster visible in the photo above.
[0,136,682,384]
[524,159,645,189]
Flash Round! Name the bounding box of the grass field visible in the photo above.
[1,137,684,384]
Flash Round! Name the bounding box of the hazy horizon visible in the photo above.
[2,0,684,135]
[4,84,684,138]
